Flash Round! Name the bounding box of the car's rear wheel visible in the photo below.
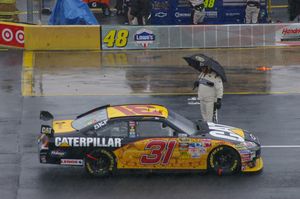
[208,146,240,176]
[85,149,116,177]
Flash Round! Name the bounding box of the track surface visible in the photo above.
[1,47,300,199]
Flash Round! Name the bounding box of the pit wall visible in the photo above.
[0,22,100,50]
[0,22,300,50]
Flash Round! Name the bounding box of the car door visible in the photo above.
[113,118,180,169]
[135,119,210,170]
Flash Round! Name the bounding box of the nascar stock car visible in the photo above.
[38,104,263,177]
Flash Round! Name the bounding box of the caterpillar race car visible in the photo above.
[38,104,263,176]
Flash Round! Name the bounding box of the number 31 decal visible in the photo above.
[140,140,176,165]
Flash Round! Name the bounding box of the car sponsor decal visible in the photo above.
[55,137,122,147]
[209,131,244,142]
[114,138,216,169]
[209,123,245,139]
[108,105,168,118]
[61,159,83,166]
[188,143,206,158]
[140,140,176,165]
[249,133,257,141]
[41,125,52,135]
[129,121,137,138]
[51,150,66,157]
[94,120,108,130]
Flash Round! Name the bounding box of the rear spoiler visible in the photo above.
[40,111,54,121]
[40,111,54,136]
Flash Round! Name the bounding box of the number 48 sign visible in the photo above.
[103,29,129,48]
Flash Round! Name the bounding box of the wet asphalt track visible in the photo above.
[1,48,300,199]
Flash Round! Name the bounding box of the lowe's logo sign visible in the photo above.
[134,29,155,48]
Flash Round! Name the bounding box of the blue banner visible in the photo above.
[150,0,268,25]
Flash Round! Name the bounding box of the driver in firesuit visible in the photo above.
[194,66,223,122]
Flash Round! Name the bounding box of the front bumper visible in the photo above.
[242,157,263,173]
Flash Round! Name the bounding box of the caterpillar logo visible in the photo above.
[55,137,122,148]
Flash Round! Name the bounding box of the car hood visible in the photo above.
[207,122,246,142]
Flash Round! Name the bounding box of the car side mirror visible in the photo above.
[40,111,54,121]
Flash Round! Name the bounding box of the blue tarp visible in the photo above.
[49,0,99,25]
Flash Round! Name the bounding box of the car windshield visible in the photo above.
[167,110,197,135]
[72,109,108,130]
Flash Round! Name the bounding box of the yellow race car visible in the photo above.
[38,104,263,176]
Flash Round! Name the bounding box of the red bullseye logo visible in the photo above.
[0,24,25,48]
[2,28,13,42]
[15,30,24,44]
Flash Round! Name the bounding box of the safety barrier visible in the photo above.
[24,25,100,50]
[1,22,300,50]
[101,23,300,50]
[0,22,101,50]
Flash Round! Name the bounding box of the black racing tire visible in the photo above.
[208,146,240,176]
[85,149,116,177]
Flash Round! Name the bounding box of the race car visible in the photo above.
[38,104,263,177]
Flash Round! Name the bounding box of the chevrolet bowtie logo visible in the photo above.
[155,12,167,18]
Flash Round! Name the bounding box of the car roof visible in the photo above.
[107,104,168,119]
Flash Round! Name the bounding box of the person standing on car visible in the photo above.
[195,66,223,122]
[245,0,260,23]
[130,0,152,25]
[189,0,205,24]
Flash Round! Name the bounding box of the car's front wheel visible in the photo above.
[85,149,116,177]
[208,146,240,176]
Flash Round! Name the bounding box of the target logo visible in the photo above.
[15,30,25,44]
[0,24,25,48]
[2,28,13,42]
